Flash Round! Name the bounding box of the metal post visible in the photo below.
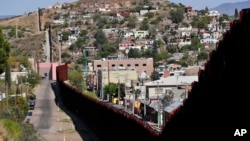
[142,78,147,117]
[132,94,135,114]
[101,83,104,100]
[118,79,120,105]
[124,74,128,111]
[157,81,159,100]
[59,40,62,65]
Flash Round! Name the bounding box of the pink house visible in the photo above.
[37,62,59,80]
[119,41,135,50]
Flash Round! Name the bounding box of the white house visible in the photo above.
[145,75,198,97]
[0,72,28,82]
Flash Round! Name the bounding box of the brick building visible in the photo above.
[92,58,154,75]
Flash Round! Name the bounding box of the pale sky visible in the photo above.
[0,0,77,15]
[0,0,248,15]
[169,0,249,10]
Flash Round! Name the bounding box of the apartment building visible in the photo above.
[92,57,154,75]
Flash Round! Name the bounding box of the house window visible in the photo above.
[97,65,101,67]
[155,87,163,94]
[120,64,123,67]
[143,64,146,66]
[127,64,131,67]
[135,64,139,66]
[112,64,115,67]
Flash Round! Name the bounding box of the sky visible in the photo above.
[0,0,248,15]
[169,0,248,10]
[0,0,77,15]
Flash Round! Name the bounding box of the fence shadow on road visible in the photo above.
[50,81,100,141]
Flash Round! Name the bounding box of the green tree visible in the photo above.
[8,28,16,38]
[17,31,24,38]
[16,55,31,68]
[118,83,125,98]
[99,43,116,58]
[70,37,87,52]
[79,29,88,37]
[0,28,11,107]
[94,29,107,47]
[0,119,22,141]
[103,83,117,101]
[127,16,137,28]
[93,14,101,22]
[0,28,11,74]
[62,31,71,41]
[205,6,209,13]
[68,70,84,91]
[19,123,41,141]
[26,70,41,89]
[169,8,184,24]
[134,89,141,99]
[5,60,11,89]
[197,51,208,61]
[144,12,154,19]
[191,37,204,51]
[156,39,164,52]
[140,18,149,30]
[127,48,141,58]
[219,14,229,23]
[155,51,169,62]
[150,70,159,81]
[191,16,211,29]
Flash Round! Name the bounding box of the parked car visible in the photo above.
[29,99,35,110]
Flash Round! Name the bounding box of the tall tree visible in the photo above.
[128,48,141,58]
[169,8,184,24]
[234,8,239,19]
[0,28,11,74]
[68,70,84,91]
[0,28,11,108]
[205,6,209,13]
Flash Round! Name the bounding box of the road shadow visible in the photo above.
[50,81,100,141]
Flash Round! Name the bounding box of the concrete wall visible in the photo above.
[38,62,59,80]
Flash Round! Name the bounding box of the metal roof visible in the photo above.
[164,101,183,113]
[145,75,198,86]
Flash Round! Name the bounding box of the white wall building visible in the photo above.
[145,76,198,98]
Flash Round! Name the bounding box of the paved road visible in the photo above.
[28,80,83,141]
[45,30,51,62]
